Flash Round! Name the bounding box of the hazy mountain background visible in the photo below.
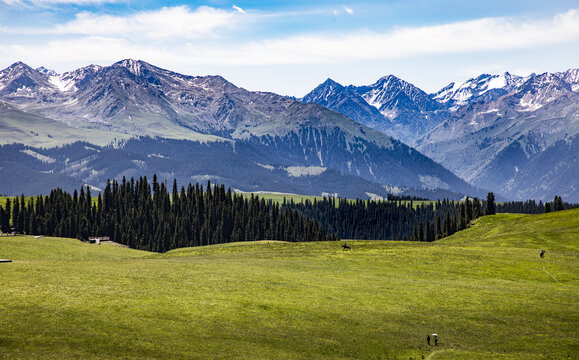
[302,70,579,202]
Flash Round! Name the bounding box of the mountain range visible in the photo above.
[302,69,579,202]
[0,60,481,200]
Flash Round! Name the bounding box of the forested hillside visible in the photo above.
[0,176,335,252]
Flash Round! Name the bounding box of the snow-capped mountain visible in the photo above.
[431,72,529,108]
[0,60,481,199]
[302,68,579,201]
[0,62,59,101]
[418,69,579,202]
[355,75,443,114]
[302,75,447,144]
[301,79,385,131]
[35,66,58,77]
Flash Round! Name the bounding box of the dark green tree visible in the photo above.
[485,192,496,215]
[553,196,564,212]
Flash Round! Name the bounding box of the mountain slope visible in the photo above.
[0,60,481,199]
[301,78,386,131]
[302,75,448,145]
[302,69,578,202]
[417,70,579,202]
[431,72,529,108]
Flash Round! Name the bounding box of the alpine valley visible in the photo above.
[302,69,579,202]
[0,60,479,199]
[1,60,576,202]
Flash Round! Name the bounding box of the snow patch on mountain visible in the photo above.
[519,96,544,112]
[20,149,56,163]
[286,166,327,177]
[418,175,449,190]
[49,75,76,92]
[36,67,58,76]
[365,192,385,201]
[257,163,275,171]
[383,185,405,195]
[486,74,508,90]
[432,72,528,106]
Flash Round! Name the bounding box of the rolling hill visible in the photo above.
[1,209,577,359]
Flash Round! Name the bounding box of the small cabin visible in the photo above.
[88,236,110,245]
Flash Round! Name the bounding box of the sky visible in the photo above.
[1,0,578,96]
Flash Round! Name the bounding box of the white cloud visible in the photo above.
[232,5,246,14]
[1,7,578,71]
[50,5,242,40]
[214,8,579,65]
[344,6,354,15]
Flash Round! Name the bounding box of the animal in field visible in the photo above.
[540,249,545,258]
[342,243,351,250]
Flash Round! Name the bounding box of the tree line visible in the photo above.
[0,181,575,250]
[496,196,577,214]
[286,194,494,241]
[286,192,575,242]
[0,176,335,252]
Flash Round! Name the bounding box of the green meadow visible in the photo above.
[241,192,434,209]
[0,209,577,359]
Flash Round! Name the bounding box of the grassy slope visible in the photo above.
[241,192,434,208]
[0,210,577,359]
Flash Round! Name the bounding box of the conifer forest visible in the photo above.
[0,175,575,252]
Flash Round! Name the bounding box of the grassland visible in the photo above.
[240,192,434,208]
[0,209,577,359]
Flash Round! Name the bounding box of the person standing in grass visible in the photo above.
[426,334,431,345]
[434,334,438,346]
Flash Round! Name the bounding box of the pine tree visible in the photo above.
[0,206,6,233]
[485,192,496,215]
[465,197,473,223]
[11,196,20,233]
[459,203,467,230]
[553,196,564,212]
[2,198,11,232]
[472,198,481,219]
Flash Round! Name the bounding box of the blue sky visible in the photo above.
[1,0,578,96]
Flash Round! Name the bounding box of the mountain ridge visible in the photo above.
[0,60,483,199]
[302,68,579,202]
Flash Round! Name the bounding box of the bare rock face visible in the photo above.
[417,70,579,202]
[303,69,579,202]
[0,60,481,200]
[302,75,447,145]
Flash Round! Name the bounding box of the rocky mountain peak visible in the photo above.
[36,66,58,76]
[560,68,579,91]
[357,74,441,114]
[302,78,346,104]
[321,78,343,88]
[0,61,53,97]
[373,74,403,87]
[432,71,527,107]
[113,58,148,75]
[1,61,36,78]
